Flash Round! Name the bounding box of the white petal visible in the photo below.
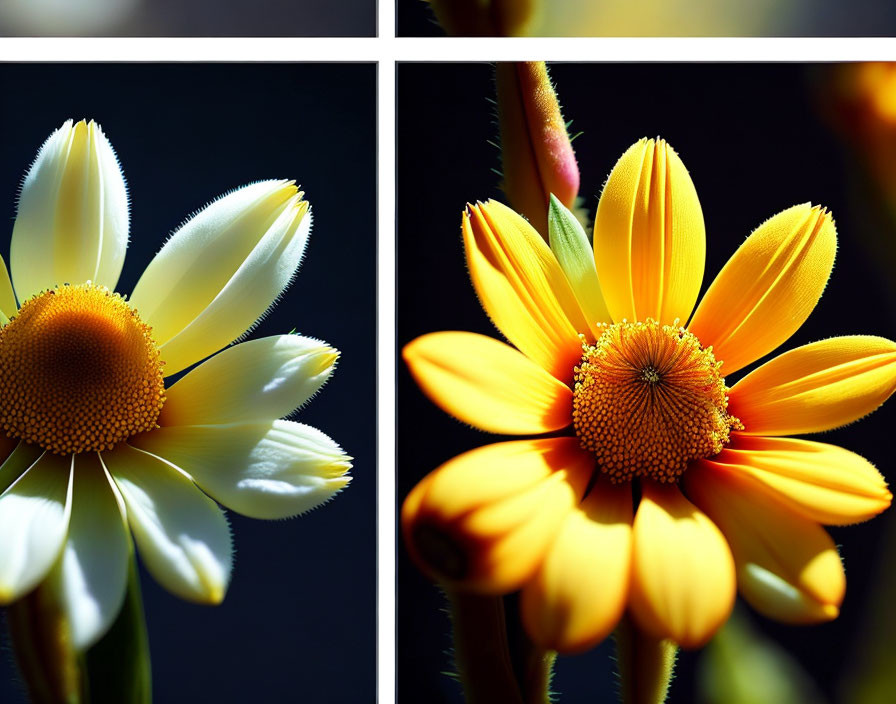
[104,443,232,604]
[160,335,338,427]
[46,454,129,650]
[0,441,43,495]
[11,119,128,302]
[129,181,310,376]
[0,453,73,602]
[131,421,351,520]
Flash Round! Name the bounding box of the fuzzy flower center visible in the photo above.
[572,319,741,483]
[0,283,165,455]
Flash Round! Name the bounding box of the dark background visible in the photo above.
[397,63,896,703]
[0,63,376,703]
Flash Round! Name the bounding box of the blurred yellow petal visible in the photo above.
[629,482,735,648]
[464,200,590,382]
[403,331,572,434]
[705,435,890,526]
[593,138,705,325]
[687,462,844,624]
[730,336,896,435]
[402,438,592,593]
[689,204,836,375]
[521,480,632,652]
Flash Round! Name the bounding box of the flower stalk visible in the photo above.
[614,616,677,704]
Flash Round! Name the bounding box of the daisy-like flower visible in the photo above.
[403,137,896,652]
[0,119,351,650]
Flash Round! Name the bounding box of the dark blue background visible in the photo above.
[0,63,376,703]
[398,62,896,703]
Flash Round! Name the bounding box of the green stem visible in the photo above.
[614,616,677,704]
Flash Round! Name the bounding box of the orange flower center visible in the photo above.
[0,283,166,455]
[572,319,741,483]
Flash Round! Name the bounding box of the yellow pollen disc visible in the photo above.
[0,283,166,455]
[572,319,742,483]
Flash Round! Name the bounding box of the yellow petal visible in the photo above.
[403,331,572,434]
[0,256,16,320]
[593,138,705,325]
[401,438,592,593]
[686,462,844,624]
[521,480,632,653]
[688,204,836,375]
[629,482,735,648]
[704,436,891,526]
[730,336,896,435]
[464,200,590,383]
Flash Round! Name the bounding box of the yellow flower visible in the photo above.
[402,137,895,652]
[0,119,351,650]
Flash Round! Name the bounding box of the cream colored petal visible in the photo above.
[688,204,836,375]
[129,180,309,376]
[687,462,844,624]
[521,480,632,653]
[104,443,232,604]
[704,435,890,526]
[160,335,338,427]
[593,138,705,325]
[11,119,128,302]
[130,421,351,520]
[629,482,735,648]
[0,453,72,603]
[729,336,896,436]
[46,454,129,650]
[403,331,573,434]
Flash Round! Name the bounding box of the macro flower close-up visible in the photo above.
[402,136,896,655]
[0,117,352,656]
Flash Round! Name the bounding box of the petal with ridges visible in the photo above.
[593,138,705,325]
[689,204,836,375]
[104,443,232,604]
[11,119,128,302]
[730,336,896,435]
[403,331,572,434]
[703,435,890,526]
[160,335,339,427]
[131,421,351,520]
[629,482,735,648]
[402,438,592,593]
[0,453,72,603]
[686,462,844,624]
[46,454,129,650]
[464,200,589,382]
[129,181,309,376]
[521,480,632,652]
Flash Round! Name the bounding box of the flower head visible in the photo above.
[403,137,895,651]
[0,119,351,649]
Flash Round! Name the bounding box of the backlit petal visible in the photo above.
[0,453,72,603]
[0,441,40,495]
[521,480,632,652]
[11,119,128,302]
[403,331,573,434]
[130,180,309,375]
[464,200,590,382]
[629,482,735,648]
[402,438,592,593]
[0,256,16,320]
[593,138,705,325]
[689,204,836,375]
[160,335,338,427]
[703,435,890,526]
[105,443,232,604]
[131,421,351,520]
[687,462,844,624]
[730,336,896,435]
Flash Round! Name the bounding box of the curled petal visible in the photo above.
[730,335,896,435]
[687,462,844,624]
[402,438,592,593]
[403,331,573,434]
[689,204,836,375]
[593,138,705,326]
